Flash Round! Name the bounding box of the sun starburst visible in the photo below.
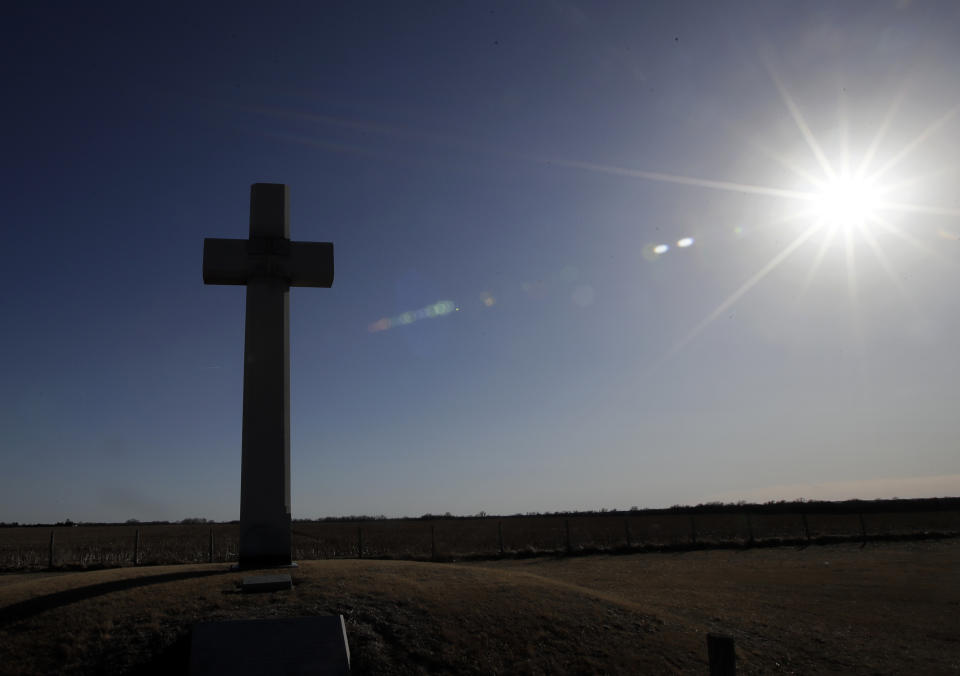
[541,64,959,362]
[811,174,882,230]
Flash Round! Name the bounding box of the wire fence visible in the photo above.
[1,510,957,570]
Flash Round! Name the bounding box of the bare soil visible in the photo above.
[0,539,957,674]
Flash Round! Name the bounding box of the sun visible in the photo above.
[534,61,959,360]
[811,174,882,230]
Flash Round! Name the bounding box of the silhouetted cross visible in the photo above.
[203,183,333,568]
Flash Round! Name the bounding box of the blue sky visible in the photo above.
[2,1,959,523]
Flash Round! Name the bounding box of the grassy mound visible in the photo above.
[0,559,701,674]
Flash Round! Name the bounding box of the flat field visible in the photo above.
[0,539,957,674]
[2,509,957,568]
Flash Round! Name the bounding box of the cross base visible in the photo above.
[231,559,299,571]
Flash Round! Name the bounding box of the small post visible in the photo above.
[707,633,736,675]
[498,520,504,555]
[801,513,811,541]
[430,524,436,560]
[208,527,214,563]
[690,515,697,544]
[16,546,22,569]
[565,519,572,553]
[624,518,631,547]
[858,513,867,546]
[357,527,363,559]
[134,528,141,565]
[745,512,755,545]
[48,530,55,568]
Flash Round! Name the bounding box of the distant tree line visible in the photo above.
[2,497,956,528]
[296,497,960,523]
[665,497,960,516]
[293,514,389,523]
[3,517,227,528]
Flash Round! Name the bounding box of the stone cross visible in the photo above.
[203,183,334,568]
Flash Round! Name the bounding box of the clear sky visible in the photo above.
[3,1,959,523]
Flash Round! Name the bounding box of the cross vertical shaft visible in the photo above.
[240,276,291,566]
[240,183,292,567]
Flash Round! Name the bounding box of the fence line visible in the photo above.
[1,510,958,570]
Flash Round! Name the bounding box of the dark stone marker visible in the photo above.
[707,633,736,676]
[190,616,350,675]
[203,184,334,568]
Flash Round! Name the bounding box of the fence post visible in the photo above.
[498,520,504,555]
[48,530,55,568]
[858,513,867,546]
[134,528,141,565]
[801,513,810,542]
[358,527,363,559]
[624,518,631,547]
[745,512,755,545]
[17,546,22,569]
[208,527,214,563]
[707,633,736,675]
[690,515,697,545]
[565,519,571,553]
[430,524,436,560]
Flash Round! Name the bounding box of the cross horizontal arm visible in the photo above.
[203,238,334,287]
[288,241,334,288]
[203,238,250,285]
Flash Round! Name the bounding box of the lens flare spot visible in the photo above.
[572,284,595,307]
[368,300,457,333]
[480,292,496,307]
[677,237,694,248]
[653,244,669,254]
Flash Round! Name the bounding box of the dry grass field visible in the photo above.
[1,539,957,674]
[2,508,957,568]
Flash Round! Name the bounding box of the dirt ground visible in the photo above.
[0,539,957,674]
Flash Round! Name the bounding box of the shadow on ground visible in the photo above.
[0,569,229,628]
